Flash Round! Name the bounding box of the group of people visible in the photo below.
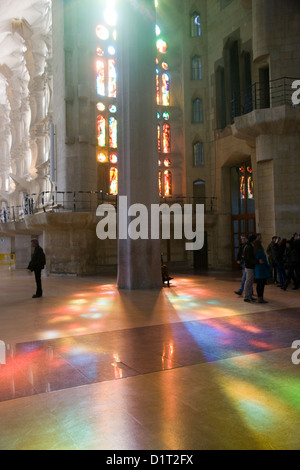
[235,232,300,303]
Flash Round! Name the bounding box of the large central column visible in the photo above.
[117,0,162,289]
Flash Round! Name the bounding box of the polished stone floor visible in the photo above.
[0,268,300,450]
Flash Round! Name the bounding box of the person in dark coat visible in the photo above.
[272,237,287,288]
[254,240,270,303]
[243,234,257,303]
[27,239,46,298]
[234,235,248,295]
[283,239,299,290]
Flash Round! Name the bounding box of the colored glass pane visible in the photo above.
[163,112,170,120]
[97,115,106,147]
[157,39,167,53]
[159,171,162,197]
[162,73,170,106]
[247,176,254,199]
[109,104,117,113]
[162,62,168,70]
[110,167,118,195]
[157,125,161,152]
[108,59,117,97]
[96,24,109,40]
[164,159,171,167]
[162,124,171,153]
[96,60,105,96]
[97,152,108,163]
[97,102,105,111]
[156,25,161,36]
[110,154,118,164]
[109,117,117,148]
[156,69,160,104]
[108,46,116,55]
[240,175,246,200]
[164,170,172,197]
[96,47,104,57]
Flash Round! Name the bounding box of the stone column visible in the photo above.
[117,0,162,289]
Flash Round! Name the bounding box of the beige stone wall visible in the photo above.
[253,0,300,78]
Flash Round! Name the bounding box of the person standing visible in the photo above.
[243,234,257,303]
[253,239,270,303]
[235,235,248,295]
[273,237,287,288]
[27,239,46,298]
[266,236,278,284]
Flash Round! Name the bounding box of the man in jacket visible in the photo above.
[235,235,248,295]
[243,234,257,303]
[27,239,46,298]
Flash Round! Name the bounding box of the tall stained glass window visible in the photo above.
[109,117,117,148]
[162,124,171,153]
[191,12,201,37]
[157,125,161,152]
[110,167,118,195]
[108,59,117,98]
[162,73,170,106]
[96,13,118,192]
[97,115,106,147]
[164,170,172,197]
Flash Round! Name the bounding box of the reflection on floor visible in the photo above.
[0,269,300,450]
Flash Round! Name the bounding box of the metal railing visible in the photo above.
[0,191,217,223]
[231,76,298,122]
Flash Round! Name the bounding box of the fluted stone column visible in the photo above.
[117,0,162,289]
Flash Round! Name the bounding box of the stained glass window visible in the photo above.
[157,125,161,152]
[164,170,172,196]
[157,39,167,54]
[109,117,117,148]
[97,115,106,147]
[156,69,160,104]
[159,171,162,197]
[110,153,118,164]
[240,175,246,200]
[96,60,105,96]
[96,47,104,57]
[162,124,171,153]
[108,59,117,97]
[109,104,117,113]
[162,73,170,106]
[247,176,254,199]
[97,102,105,111]
[110,167,118,195]
[96,24,109,40]
[191,13,201,37]
[97,152,108,163]
[108,46,116,55]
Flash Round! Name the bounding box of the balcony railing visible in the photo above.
[0,191,217,224]
[231,76,298,122]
